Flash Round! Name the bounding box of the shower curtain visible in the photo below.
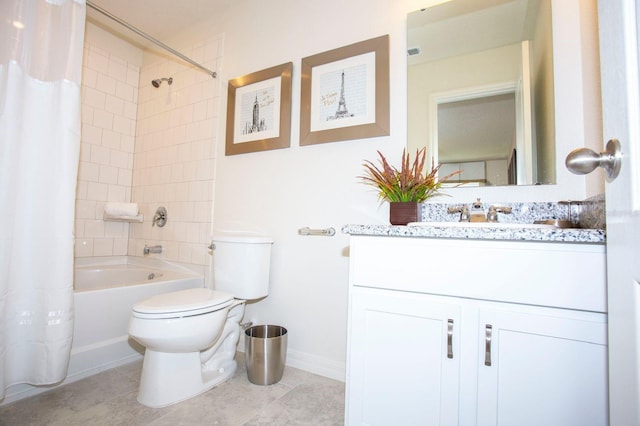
[0,0,85,398]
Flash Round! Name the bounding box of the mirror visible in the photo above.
[408,0,555,186]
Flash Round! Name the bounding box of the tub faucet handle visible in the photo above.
[152,206,167,227]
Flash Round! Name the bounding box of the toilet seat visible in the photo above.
[132,288,234,319]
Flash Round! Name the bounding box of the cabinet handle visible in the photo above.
[484,324,493,366]
[447,319,454,359]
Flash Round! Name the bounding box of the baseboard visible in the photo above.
[285,348,346,382]
[238,343,345,383]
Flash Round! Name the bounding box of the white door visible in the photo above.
[598,0,640,424]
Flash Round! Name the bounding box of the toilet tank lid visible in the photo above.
[212,233,273,244]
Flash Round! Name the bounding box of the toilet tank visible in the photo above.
[212,233,274,300]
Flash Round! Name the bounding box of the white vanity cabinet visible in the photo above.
[345,235,608,426]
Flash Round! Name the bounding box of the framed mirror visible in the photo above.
[408,0,555,187]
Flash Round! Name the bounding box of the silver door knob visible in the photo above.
[565,139,622,182]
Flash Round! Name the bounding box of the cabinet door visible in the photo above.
[476,306,608,426]
[346,288,461,426]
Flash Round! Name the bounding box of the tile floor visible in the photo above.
[0,353,345,425]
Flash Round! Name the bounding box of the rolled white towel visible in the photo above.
[104,202,139,217]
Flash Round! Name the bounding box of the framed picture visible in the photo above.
[225,62,293,155]
[300,35,389,146]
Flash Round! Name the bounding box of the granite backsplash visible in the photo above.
[422,194,606,229]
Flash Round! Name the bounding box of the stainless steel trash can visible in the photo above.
[245,325,287,385]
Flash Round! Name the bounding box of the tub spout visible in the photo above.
[143,245,162,255]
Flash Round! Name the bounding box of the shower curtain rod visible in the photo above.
[86,1,217,79]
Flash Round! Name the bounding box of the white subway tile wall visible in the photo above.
[129,36,222,266]
[76,43,138,258]
[76,34,223,267]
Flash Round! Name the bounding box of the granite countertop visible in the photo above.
[341,223,606,244]
[342,198,607,244]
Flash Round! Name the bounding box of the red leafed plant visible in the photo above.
[360,148,459,203]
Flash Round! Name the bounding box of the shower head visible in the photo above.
[151,77,173,88]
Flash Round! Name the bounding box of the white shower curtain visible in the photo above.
[0,0,85,398]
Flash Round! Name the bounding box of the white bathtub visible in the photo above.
[70,257,204,377]
[74,262,201,292]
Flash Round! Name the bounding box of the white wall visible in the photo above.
[194,0,429,380]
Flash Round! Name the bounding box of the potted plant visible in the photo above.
[360,148,458,225]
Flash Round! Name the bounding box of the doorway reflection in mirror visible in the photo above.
[407,0,555,187]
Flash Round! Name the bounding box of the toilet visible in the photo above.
[128,233,273,408]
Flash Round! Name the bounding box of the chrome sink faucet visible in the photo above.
[470,198,486,222]
[448,199,512,223]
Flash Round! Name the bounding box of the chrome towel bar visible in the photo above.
[298,227,335,237]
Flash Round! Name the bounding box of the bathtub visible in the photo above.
[70,257,204,377]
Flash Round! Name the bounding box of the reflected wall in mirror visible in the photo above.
[408,0,555,187]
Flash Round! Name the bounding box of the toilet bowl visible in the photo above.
[128,233,273,408]
[129,288,245,407]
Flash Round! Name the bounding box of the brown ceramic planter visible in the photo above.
[389,202,421,225]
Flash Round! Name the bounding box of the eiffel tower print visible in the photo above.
[333,70,354,120]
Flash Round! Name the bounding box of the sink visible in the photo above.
[533,219,576,228]
[407,221,559,229]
